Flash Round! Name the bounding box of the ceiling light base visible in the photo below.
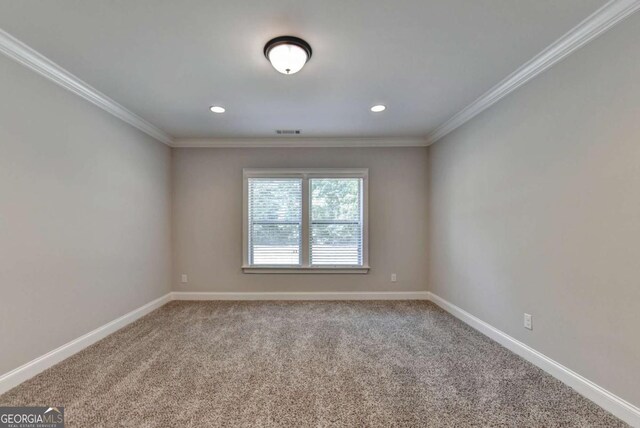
[264,36,312,75]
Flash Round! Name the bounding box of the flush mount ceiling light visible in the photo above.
[210,106,226,113]
[264,36,312,75]
[370,104,386,112]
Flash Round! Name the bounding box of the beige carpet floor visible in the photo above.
[0,301,626,427]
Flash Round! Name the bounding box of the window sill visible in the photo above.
[242,266,370,274]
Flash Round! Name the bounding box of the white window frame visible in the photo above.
[243,168,369,274]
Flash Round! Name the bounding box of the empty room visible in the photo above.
[1,0,639,426]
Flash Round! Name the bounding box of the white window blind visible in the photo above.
[248,178,302,265]
[310,178,363,266]
[243,169,368,273]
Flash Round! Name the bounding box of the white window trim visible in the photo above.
[242,168,370,274]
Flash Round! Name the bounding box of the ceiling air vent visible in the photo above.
[276,129,301,135]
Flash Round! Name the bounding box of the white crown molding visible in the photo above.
[0,293,172,395]
[428,292,640,427]
[0,28,174,146]
[425,0,640,146]
[3,1,638,148]
[172,137,428,148]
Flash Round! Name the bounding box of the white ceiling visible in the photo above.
[0,0,606,140]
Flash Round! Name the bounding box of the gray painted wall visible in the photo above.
[0,54,172,375]
[2,8,638,413]
[172,147,429,293]
[428,14,640,406]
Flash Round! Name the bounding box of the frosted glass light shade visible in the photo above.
[264,36,312,75]
[268,44,308,74]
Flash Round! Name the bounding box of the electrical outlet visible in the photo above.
[181,274,188,284]
[391,273,397,282]
[524,313,532,330]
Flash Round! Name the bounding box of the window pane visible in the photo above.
[248,178,302,265]
[311,223,361,265]
[251,224,300,265]
[311,179,361,221]
[248,179,302,222]
[310,178,362,265]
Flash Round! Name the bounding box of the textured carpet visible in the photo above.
[0,301,626,427]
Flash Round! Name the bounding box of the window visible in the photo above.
[243,169,369,273]
[310,178,362,266]
[248,178,302,265]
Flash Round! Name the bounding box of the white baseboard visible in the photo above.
[3,290,635,426]
[0,293,172,396]
[171,291,430,301]
[0,291,426,395]
[427,292,640,427]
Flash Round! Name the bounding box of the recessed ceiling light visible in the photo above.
[264,36,312,75]
[370,105,386,113]
[210,106,226,114]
